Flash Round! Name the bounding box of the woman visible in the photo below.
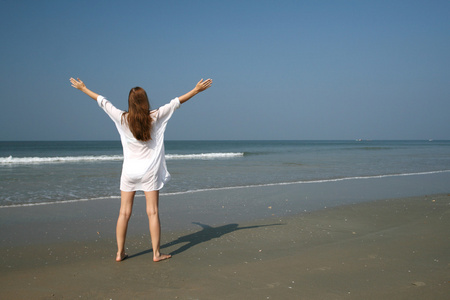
[70,77,213,262]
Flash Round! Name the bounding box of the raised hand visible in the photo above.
[69,77,99,101]
[195,78,213,93]
[70,78,86,90]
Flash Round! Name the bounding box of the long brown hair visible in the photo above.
[122,87,152,141]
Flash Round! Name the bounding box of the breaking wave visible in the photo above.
[0,152,244,165]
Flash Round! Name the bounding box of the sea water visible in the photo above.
[0,140,449,207]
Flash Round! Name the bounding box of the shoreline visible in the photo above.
[2,169,450,209]
[1,188,449,299]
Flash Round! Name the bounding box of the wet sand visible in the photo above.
[1,192,449,299]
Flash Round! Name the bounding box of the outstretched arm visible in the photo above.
[70,78,99,101]
[178,78,213,104]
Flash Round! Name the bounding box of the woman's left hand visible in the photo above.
[70,78,86,90]
[69,77,99,101]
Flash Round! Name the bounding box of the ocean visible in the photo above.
[1,140,449,207]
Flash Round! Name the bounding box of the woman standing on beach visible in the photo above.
[70,77,213,262]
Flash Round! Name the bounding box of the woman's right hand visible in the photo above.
[179,78,213,104]
[194,78,213,93]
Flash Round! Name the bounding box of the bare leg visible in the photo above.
[116,191,135,262]
[145,190,171,262]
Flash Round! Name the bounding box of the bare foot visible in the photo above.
[153,253,171,262]
[116,252,128,262]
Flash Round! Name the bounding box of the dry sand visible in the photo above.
[1,194,449,299]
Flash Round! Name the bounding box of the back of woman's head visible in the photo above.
[124,87,152,141]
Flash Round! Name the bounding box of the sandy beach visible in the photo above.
[1,186,449,299]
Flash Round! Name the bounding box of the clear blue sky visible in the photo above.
[1,0,449,140]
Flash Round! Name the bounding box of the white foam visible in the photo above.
[0,155,123,165]
[166,152,244,160]
[160,169,450,196]
[0,152,244,165]
[0,195,120,208]
[1,169,448,208]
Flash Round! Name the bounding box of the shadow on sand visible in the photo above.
[128,222,282,259]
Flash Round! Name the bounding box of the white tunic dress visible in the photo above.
[97,95,180,191]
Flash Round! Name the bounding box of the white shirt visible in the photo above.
[97,95,180,191]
